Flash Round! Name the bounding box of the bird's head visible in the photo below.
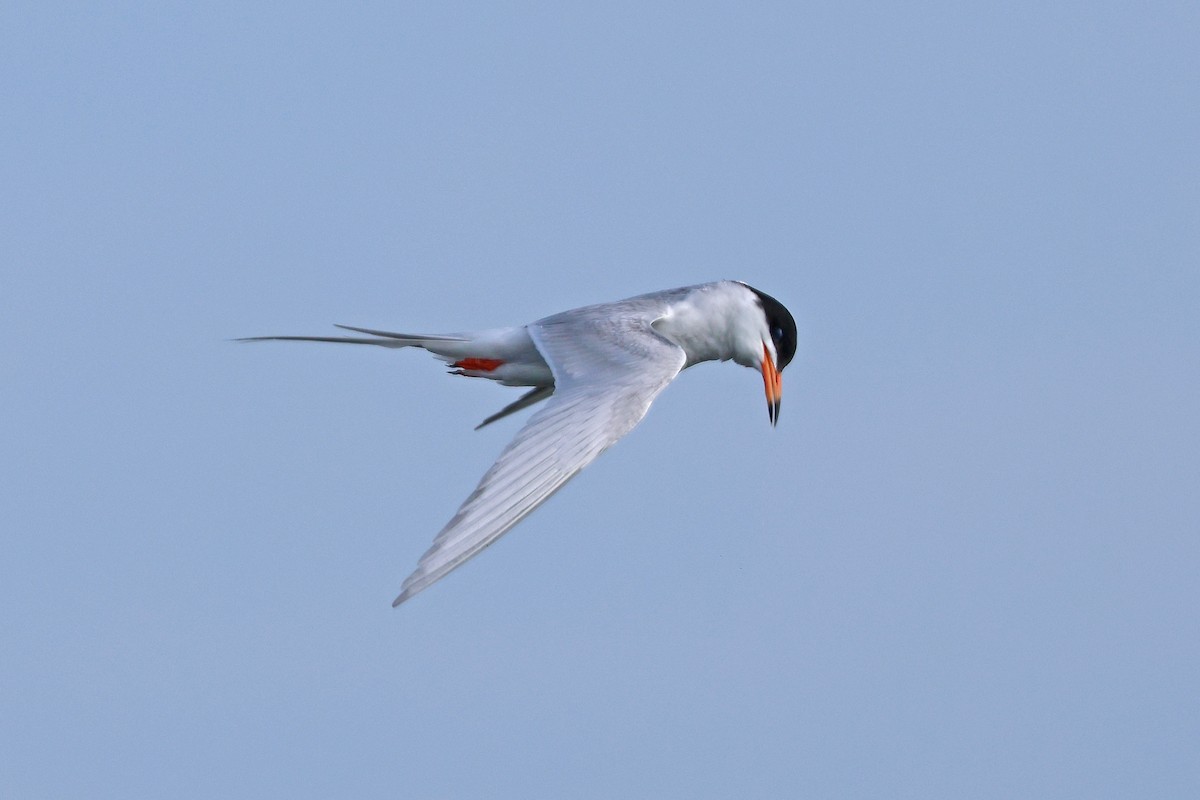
[739,284,797,426]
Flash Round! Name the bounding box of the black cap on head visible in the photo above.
[742,284,797,369]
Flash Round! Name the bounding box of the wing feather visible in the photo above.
[393,308,684,605]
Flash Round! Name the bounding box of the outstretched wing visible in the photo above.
[393,308,685,606]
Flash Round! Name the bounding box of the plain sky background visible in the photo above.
[3,2,1197,797]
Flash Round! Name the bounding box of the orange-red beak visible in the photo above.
[761,343,783,426]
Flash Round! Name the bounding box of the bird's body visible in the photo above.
[240,280,796,605]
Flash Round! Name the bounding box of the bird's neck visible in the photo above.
[653,283,758,368]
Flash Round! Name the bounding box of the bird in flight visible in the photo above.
[240,280,797,606]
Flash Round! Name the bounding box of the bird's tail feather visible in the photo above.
[235,325,468,349]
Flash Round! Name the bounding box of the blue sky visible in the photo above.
[3,2,1197,797]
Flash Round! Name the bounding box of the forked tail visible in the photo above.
[235,324,468,348]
